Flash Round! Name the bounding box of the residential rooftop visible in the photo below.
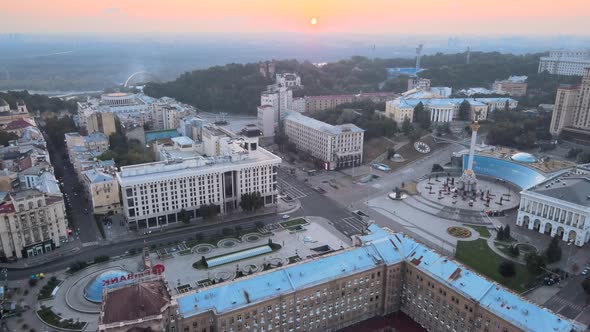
[175,224,585,332]
[285,112,364,135]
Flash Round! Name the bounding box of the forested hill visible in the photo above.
[143,51,575,115]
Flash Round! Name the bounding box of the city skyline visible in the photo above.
[1,0,589,36]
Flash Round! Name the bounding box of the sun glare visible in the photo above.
[310,17,318,25]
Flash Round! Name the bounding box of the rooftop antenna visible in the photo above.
[466,46,471,65]
[415,43,424,71]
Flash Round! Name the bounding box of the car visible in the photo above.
[282,215,290,220]
[582,269,589,276]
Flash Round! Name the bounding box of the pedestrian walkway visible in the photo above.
[0,240,84,269]
[484,230,526,265]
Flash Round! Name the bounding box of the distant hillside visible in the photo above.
[143,52,579,115]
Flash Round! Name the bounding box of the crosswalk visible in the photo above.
[545,296,584,313]
[278,178,308,199]
[338,216,368,236]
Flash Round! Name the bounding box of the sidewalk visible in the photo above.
[0,205,292,270]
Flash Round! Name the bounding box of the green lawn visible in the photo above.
[455,239,535,293]
[467,225,491,238]
[37,306,86,330]
[279,218,307,228]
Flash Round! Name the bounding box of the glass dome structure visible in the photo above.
[84,269,130,303]
[510,152,537,163]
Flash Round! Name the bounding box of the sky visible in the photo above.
[1,0,589,36]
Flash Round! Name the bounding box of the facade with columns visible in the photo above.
[385,97,515,123]
[516,173,590,246]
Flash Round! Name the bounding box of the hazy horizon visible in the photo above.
[2,0,589,36]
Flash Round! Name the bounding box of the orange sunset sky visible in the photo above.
[0,0,589,35]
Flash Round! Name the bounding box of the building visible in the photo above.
[385,97,517,123]
[407,77,431,91]
[292,97,306,113]
[65,132,110,159]
[538,50,590,76]
[550,69,590,143]
[99,278,175,332]
[0,99,29,127]
[257,105,276,138]
[550,85,579,137]
[99,224,585,332]
[116,136,280,230]
[82,169,121,215]
[276,73,302,88]
[0,189,68,259]
[516,169,590,246]
[304,92,398,113]
[429,87,452,98]
[259,61,276,79]
[284,113,364,170]
[86,112,116,137]
[493,76,528,97]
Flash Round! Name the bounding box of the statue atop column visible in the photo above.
[458,119,480,193]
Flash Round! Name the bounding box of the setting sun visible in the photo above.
[310,17,318,25]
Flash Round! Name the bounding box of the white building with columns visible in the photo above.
[385,97,516,124]
[516,171,590,246]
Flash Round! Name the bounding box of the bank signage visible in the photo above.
[102,264,165,286]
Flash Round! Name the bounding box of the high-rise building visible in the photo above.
[86,112,116,137]
[284,113,364,170]
[116,136,280,230]
[549,68,590,143]
[538,50,590,76]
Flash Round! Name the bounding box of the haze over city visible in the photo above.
[2,1,590,332]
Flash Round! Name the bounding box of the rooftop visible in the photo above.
[117,145,280,187]
[529,174,590,207]
[83,169,114,184]
[145,129,181,144]
[285,112,364,135]
[175,224,584,332]
[101,279,170,325]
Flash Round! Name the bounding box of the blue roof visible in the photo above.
[464,154,546,189]
[175,224,584,332]
[386,67,424,77]
[177,240,404,318]
[145,129,181,143]
[392,97,515,109]
[84,269,130,303]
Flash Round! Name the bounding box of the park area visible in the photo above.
[455,239,536,293]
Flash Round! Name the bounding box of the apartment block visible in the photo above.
[284,113,364,170]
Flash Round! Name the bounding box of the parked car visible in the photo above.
[282,215,290,220]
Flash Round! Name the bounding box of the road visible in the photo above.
[45,135,101,243]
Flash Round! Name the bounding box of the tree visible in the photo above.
[577,152,590,164]
[431,164,444,173]
[458,100,471,121]
[508,245,520,257]
[498,261,516,278]
[525,253,546,275]
[240,192,264,212]
[200,256,207,267]
[0,130,17,147]
[200,204,219,219]
[413,102,431,130]
[178,208,190,224]
[545,235,562,263]
[401,118,413,136]
[496,226,505,241]
[582,276,590,298]
[387,147,396,159]
[504,99,510,111]
[504,225,511,240]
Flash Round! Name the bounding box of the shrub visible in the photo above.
[93,255,110,264]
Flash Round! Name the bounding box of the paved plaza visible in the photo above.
[416,175,520,212]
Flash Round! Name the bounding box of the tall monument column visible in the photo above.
[458,121,480,193]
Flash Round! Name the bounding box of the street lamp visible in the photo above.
[565,239,574,276]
